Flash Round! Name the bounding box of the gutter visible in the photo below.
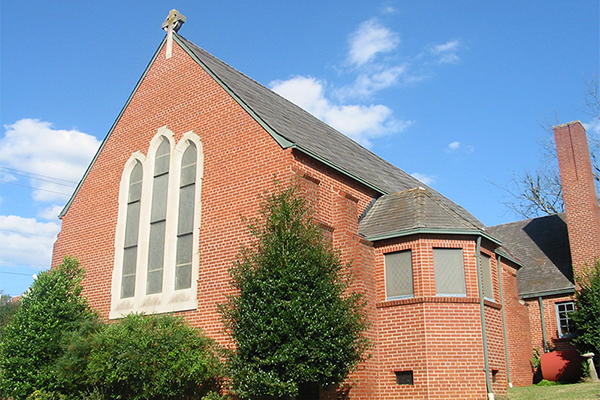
[538,297,548,352]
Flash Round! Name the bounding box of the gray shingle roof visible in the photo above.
[487,214,575,297]
[175,34,485,230]
[358,187,483,240]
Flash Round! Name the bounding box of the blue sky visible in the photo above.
[1,1,599,296]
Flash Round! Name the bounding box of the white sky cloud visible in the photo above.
[348,19,400,67]
[411,172,436,185]
[0,215,60,269]
[583,118,600,136]
[38,204,65,221]
[429,40,461,65]
[449,141,461,150]
[270,76,411,147]
[0,118,100,203]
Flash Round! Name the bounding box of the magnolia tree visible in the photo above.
[220,183,369,399]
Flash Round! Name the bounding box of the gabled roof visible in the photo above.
[61,32,486,233]
[487,213,575,298]
[358,187,495,242]
[174,34,485,229]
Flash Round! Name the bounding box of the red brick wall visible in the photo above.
[525,295,576,354]
[499,259,532,387]
[554,121,600,272]
[52,37,524,399]
[370,235,514,399]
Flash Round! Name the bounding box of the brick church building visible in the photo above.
[51,13,600,400]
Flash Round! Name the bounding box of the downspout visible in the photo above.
[476,237,494,400]
[496,255,512,387]
[538,297,548,352]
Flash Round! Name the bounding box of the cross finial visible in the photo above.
[162,9,186,59]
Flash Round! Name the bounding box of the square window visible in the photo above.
[385,251,413,300]
[434,248,466,296]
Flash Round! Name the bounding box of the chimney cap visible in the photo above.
[553,120,583,130]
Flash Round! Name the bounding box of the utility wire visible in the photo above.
[0,168,77,188]
[0,165,79,185]
[0,180,72,196]
[0,228,58,239]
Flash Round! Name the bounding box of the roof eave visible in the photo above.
[365,227,502,245]
[519,287,576,299]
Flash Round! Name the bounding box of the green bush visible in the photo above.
[571,260,600,364]
[0,257,97,399]
[59,313,221,400]
[220,182,369,398]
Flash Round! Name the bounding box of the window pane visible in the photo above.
[128,163,143,202]
[123,247,137,276]
[176,233,193,266]
[154,139,170,176]
[481,253,494,300]
[385,250,413,299]
[175,265,192,290]
[147,270,163,295]
[177,184,195,235]
[124,201,140,248]
[121,246,137,299]
[121,275,135,299]
[180,144,197,186]
[434,248,466,296]
[147,221,165,294]
[150,174,169,222]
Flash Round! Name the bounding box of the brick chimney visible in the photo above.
[554,121,600,274]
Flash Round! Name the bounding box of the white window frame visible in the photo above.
[555,301,576,338]
[110,127,203,318]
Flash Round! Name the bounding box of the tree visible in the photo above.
[58,313,222,400]
[0,257,98,399]
[220,182,369,399]
[571,260,600,364]
[499,76,600,219]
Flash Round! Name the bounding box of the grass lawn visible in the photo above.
[499,381,600,400]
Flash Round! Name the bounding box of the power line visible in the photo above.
[0,228,59,239]
[0,180,72,196]
[0,168,77,188]
[0,271,36,277]
[0,165,79,185]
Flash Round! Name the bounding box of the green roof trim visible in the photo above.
[59,36,169,218]
[495,250,524,268]
[365,228,502,245]
[520,288,576,299]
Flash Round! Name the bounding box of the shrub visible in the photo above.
[60,313,221,400]
[220,182,369,398]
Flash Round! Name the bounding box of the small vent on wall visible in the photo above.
[492,369,499,383]
[395,370,414,385]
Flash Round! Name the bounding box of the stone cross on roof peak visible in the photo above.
[162,9,186,59]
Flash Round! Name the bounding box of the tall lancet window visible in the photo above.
[175,142,197,290]
[147,137,170,294]
[121,161,143,298]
